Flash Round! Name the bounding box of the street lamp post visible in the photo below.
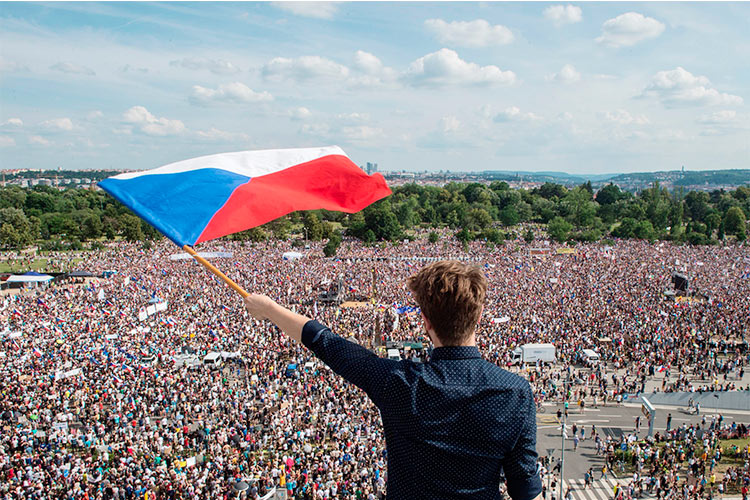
[546,447,556,499]
[560,372,570,500]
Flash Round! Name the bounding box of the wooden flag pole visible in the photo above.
[183,245,249,297]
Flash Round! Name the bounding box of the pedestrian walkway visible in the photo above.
[561,477,742,500]
[562,477,634,500]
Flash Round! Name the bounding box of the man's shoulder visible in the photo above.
[477,359,532,391]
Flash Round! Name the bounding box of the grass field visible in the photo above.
[0,257,83,273]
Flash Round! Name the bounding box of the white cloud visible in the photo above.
[300,122,331,137]
[40,118,74,131]
[405,48,516,87]
[190,82,273,105]
[2,118,23,127]
[0,136,16,147]
[87,110,104,120]
[643,67,744,107]
[604,109,650,125]
[288,107,312,120]
[195,127,251,142]
[494,106,541,122]
[546,64,581,84]
[353,51,383,75]
[170,57,240,75]
[543,5,583,26]
[348,51,398,88]
[341,125,384,141]
[596,12,665,48]
[424,19,514,48]
[0,57,29,73]
[336,112,370,123]
[262,56,349,83]
[29,135,51,146]
[698,110,737,124]
[299,114,384,143]
[121,64,149,74]
[50,61,96,76]
[272,2,338,19]
[441,116,461,134]
[417,115,480,149]
[122,106,186,136]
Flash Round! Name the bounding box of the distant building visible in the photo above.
[366,162,378,175]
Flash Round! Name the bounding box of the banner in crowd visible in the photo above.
[169,251,234,261]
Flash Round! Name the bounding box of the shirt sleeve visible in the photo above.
[301,319,397,408]
[502,384,543,500]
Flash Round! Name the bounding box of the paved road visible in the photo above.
[535,401,750,499]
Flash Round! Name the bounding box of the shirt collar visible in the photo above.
[430,346,481,361]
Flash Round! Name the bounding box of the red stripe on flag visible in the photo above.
[195,154,390,244]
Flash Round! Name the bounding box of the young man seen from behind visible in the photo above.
[243,260,542,500]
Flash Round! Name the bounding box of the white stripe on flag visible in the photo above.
[109,146,346,180]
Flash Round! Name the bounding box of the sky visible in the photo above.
[0,1,748,174]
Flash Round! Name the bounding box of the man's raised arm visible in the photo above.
[243,293,309,343]
[242,293,395,406]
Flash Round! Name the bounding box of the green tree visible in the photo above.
[668,201,684,235]
[547,216,572,242]
[0,223,22,248]
[0,208,33,248]
[684,191,710,223]
[455,228,473,243]
[303,212,324,241]
[321,221,335,240]
[481,227,505,244]
[499,206,520,227]
[81,213,104,241]
[595,183,623,206]
[531,197,556,223]
[612,218,639,239]
[524,229,535,243]
[323,231,343,257]
[724,206,747,239]
[120,214,144,241]
[704,212,721,239]
[0,186,26,209]
[562,187,597,229]
[141,220,162,241]
[428,231,439,243]
[465,208,493,231]
[268,217,291,240]
[363,202,403,241]
[534,182,567,200]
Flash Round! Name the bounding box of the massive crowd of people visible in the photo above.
[1,232,748,499]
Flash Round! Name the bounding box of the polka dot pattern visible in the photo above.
[302,320,543,499]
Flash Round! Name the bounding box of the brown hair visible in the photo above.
[406,260,487,345]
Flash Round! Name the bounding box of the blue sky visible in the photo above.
[1,1,748,174]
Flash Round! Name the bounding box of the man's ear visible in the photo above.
[421,312,433,334]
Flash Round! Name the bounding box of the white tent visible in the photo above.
[282,251,303,261]
[6,273,53,283]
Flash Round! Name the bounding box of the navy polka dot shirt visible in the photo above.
[302,320,543,500]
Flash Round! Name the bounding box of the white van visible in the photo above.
[203,352,224,369]
[581,349,600,365]
[386,348,401,361]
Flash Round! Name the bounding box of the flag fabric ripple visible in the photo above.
[99,146,391,247]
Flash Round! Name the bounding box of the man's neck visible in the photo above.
[431,334,476,348]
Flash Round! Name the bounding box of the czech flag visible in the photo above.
[99,146,391,247]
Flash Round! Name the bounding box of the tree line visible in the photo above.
[0,181,748,253]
